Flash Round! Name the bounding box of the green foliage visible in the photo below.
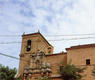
[0,64,21,80]
[58,64,85,80]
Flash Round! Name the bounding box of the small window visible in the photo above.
[48,50,51,54]
[48,47,51,54]
[26,40,31,52]
[60,66,64,71]
[86,59,90,65]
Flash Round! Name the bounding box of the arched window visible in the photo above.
[26,40,31,52]
[48,47,51,54]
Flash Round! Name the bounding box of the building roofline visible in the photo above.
[22,32,53,47]
[22,32,39,37]
[66,43,95,50]
[46,52,67,56]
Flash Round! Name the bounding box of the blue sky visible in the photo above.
[0,0,95,69]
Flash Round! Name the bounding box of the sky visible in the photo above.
[0,0,95,69]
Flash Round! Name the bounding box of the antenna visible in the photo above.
[23,32,25,35]
[38,29,40,33]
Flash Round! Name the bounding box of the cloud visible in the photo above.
[0,0,95,68]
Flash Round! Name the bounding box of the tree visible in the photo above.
[0,64,21,80]
[58,64,85,80]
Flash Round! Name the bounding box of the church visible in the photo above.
[17,31,95,80]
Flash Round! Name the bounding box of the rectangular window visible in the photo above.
[86,59,90,65]
[60,66,64,71]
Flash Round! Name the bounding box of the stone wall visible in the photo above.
[17,33,53,77]
[46,52,67,76]
[66,45,95,80]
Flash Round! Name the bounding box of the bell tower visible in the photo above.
[20,31,53,54]
[17,32,53,78]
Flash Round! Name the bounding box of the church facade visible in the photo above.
[17,32,95,80]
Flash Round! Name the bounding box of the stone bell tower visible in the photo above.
[17,31,53,79]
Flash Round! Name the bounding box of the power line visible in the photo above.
[0,53,19,60]
[0,33,95,37]
[1,52,95,67]
[0,35,21,37]
[45,33,95,37]
[0,53,29,63]
[0,42,21,44]
[0,37,95,44]
[0,52,67,67]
